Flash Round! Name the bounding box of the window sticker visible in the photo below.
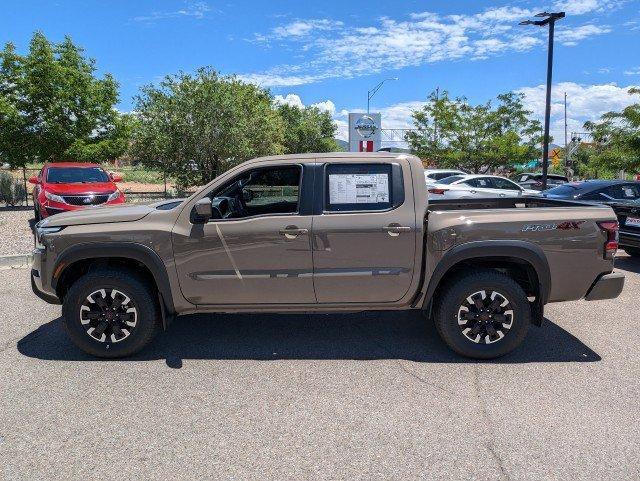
[329,173,389,204]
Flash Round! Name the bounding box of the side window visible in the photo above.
[473,177,491,188]
[209,165,301,219]
[579,189,607,201]
[492,178,521,190]
[465,179,480,187]
[325,163,402,212]
[605,184,640,200]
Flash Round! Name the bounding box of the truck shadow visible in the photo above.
[17,310,601,367]
[615,255,640,274]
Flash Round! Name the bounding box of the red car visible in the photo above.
[29,162,125,220]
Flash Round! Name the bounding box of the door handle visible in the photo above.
[499,193,506,197]
[279,226,308,239]
[383,224,411,237]
[470,190,477,194]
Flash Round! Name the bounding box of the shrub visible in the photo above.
[0,172,27,206]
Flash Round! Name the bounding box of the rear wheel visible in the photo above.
[62,268,161,358]
[433,270,531,359]
[623,247,640,257]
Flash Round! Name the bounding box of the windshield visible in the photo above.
[544,183,581,197]
[47,167,110,184]
[438,175,465,185]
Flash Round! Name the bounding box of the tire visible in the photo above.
[62,268,161,358]
[623,247,640,257]
[433,269,531,359]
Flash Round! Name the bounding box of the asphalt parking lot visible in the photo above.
[1,256,639,481]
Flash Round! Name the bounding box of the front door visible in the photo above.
[172,163,316,305]
[311,160,417,304]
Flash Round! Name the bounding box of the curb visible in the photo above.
[0,253,33,269]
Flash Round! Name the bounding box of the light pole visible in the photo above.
[520,11,565,190]
[367,78,398,114]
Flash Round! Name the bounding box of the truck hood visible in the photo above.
[41,203,154,227]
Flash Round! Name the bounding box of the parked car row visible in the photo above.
[425,169,640,258]
[427,174,540,199]
[543,180,640,257]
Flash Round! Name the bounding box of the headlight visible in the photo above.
[45,191,65,203]
[107,190,121,202]
[35,226,64,250]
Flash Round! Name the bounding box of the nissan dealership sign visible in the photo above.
[349,113,381,152]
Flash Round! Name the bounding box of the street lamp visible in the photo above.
[367,77,398,114]
[520,11,565,190]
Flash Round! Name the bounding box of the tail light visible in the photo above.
[428,188,448,195]
[597,221,619,259]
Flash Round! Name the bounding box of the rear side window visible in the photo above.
[430,171,460,180]
[325,163,403,212]
[605,184,640,200]
[491,178,520,190]
[467,178,491,188]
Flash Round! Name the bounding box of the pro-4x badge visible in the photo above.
[522,220,585,232]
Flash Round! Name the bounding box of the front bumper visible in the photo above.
[30,249,60,304]
[584,272,625,301]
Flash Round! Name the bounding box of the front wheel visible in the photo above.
[62,268,161,358]
[433,270,531,359]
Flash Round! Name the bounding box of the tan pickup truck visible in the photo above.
[31,152,624,359]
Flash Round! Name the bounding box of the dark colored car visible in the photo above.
[29,162,125,220]
[544,179,640,256]
[516,173,569,191]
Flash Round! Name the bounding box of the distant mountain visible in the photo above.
[334,139,348,151]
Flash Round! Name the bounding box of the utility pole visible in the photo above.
[520,11,565,190]
[433,86,439,145]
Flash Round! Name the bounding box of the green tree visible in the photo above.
[583,87,640,174]
[0,32,127,166]
[130,68,285,187]
[406,90,542,173]
[277,103,338,154]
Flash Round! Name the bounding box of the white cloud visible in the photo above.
[518,82,638,142]
[553,0,626,15]
[273,19,343,38]
[273,93,305,109]
[272,94,336,116]
[242,4,617,87]
[334,83,639,147]
[311,100,336,116]
[556,24,611,46]
[624,67,640,75]
[133,1,212,23]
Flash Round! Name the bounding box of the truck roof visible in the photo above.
[250,151,419,164]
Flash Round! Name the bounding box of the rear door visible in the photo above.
[311,160,417,303]
[489,177,525,197]
[466,177,501,197]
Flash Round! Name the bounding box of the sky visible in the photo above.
[2,0,640,145]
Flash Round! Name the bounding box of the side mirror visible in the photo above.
[191,198,213,224]
[28,175,39,185]
[110,172,123,182]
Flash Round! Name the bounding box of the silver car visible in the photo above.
[424,169,466,185]
[428,174,539,199]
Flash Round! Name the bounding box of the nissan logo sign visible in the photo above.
[355,115,378,139]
